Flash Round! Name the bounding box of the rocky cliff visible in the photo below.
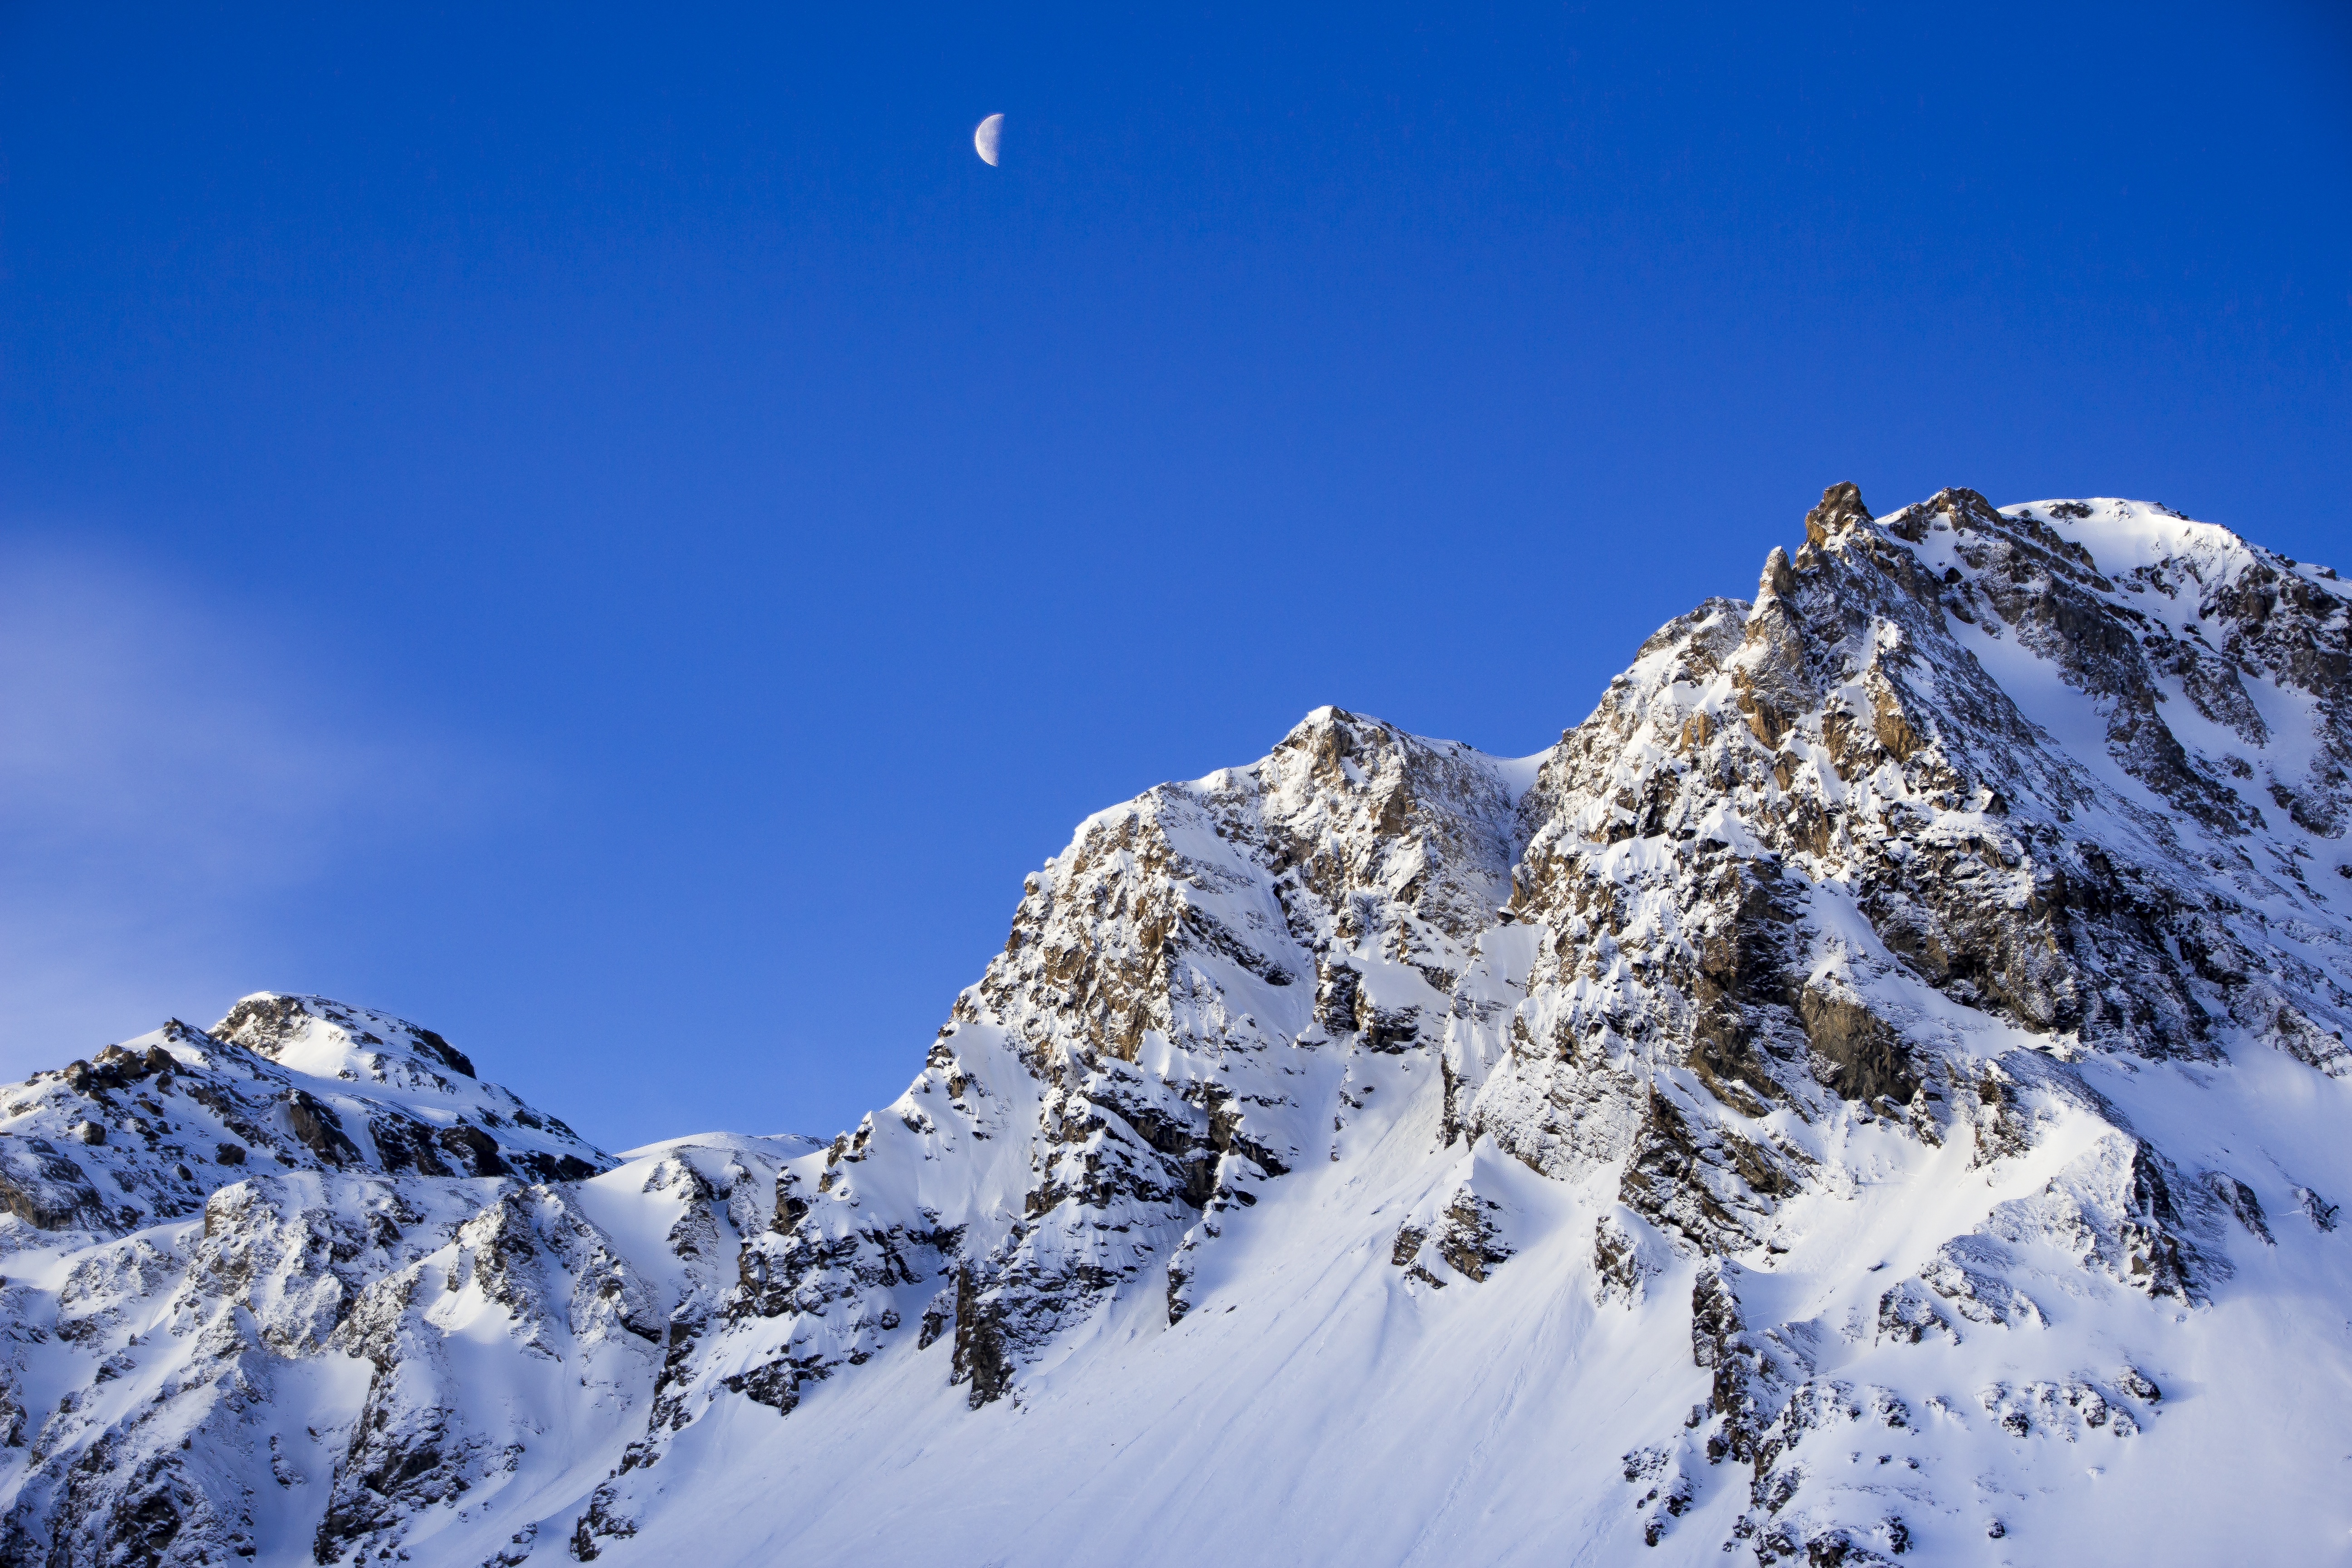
[3,488,2348,1566]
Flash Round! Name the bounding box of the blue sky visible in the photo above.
[3,2,2347,1149]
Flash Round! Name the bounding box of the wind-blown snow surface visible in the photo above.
[5,488,2351,1567]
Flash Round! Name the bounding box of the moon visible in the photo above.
[974,113,1003,167]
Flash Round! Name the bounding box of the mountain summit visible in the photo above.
[4,488,2348,1566]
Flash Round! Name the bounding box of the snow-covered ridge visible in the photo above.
[0,994,611,1251]
[3,486,2349,1567]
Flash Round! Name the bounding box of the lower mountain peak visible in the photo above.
[216,991,481,1082]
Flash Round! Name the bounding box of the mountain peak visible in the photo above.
[5,487,2349,1566]
[1800,478,1872,545]
[216,991,480,1080]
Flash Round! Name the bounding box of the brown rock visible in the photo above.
[1803,481,1871,547]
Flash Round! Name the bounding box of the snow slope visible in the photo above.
[3,485,2349,1567]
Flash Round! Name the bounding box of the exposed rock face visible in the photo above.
[699,709,1524,1426]
[2,491,2349,1565]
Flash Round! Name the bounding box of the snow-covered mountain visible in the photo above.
[5,487,2349,1567]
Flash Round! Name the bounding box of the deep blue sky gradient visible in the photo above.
[4,2,2347,1147]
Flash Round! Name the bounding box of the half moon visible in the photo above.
[974,113,1003,167]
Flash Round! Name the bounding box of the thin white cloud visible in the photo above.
[0,539,499,1069]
